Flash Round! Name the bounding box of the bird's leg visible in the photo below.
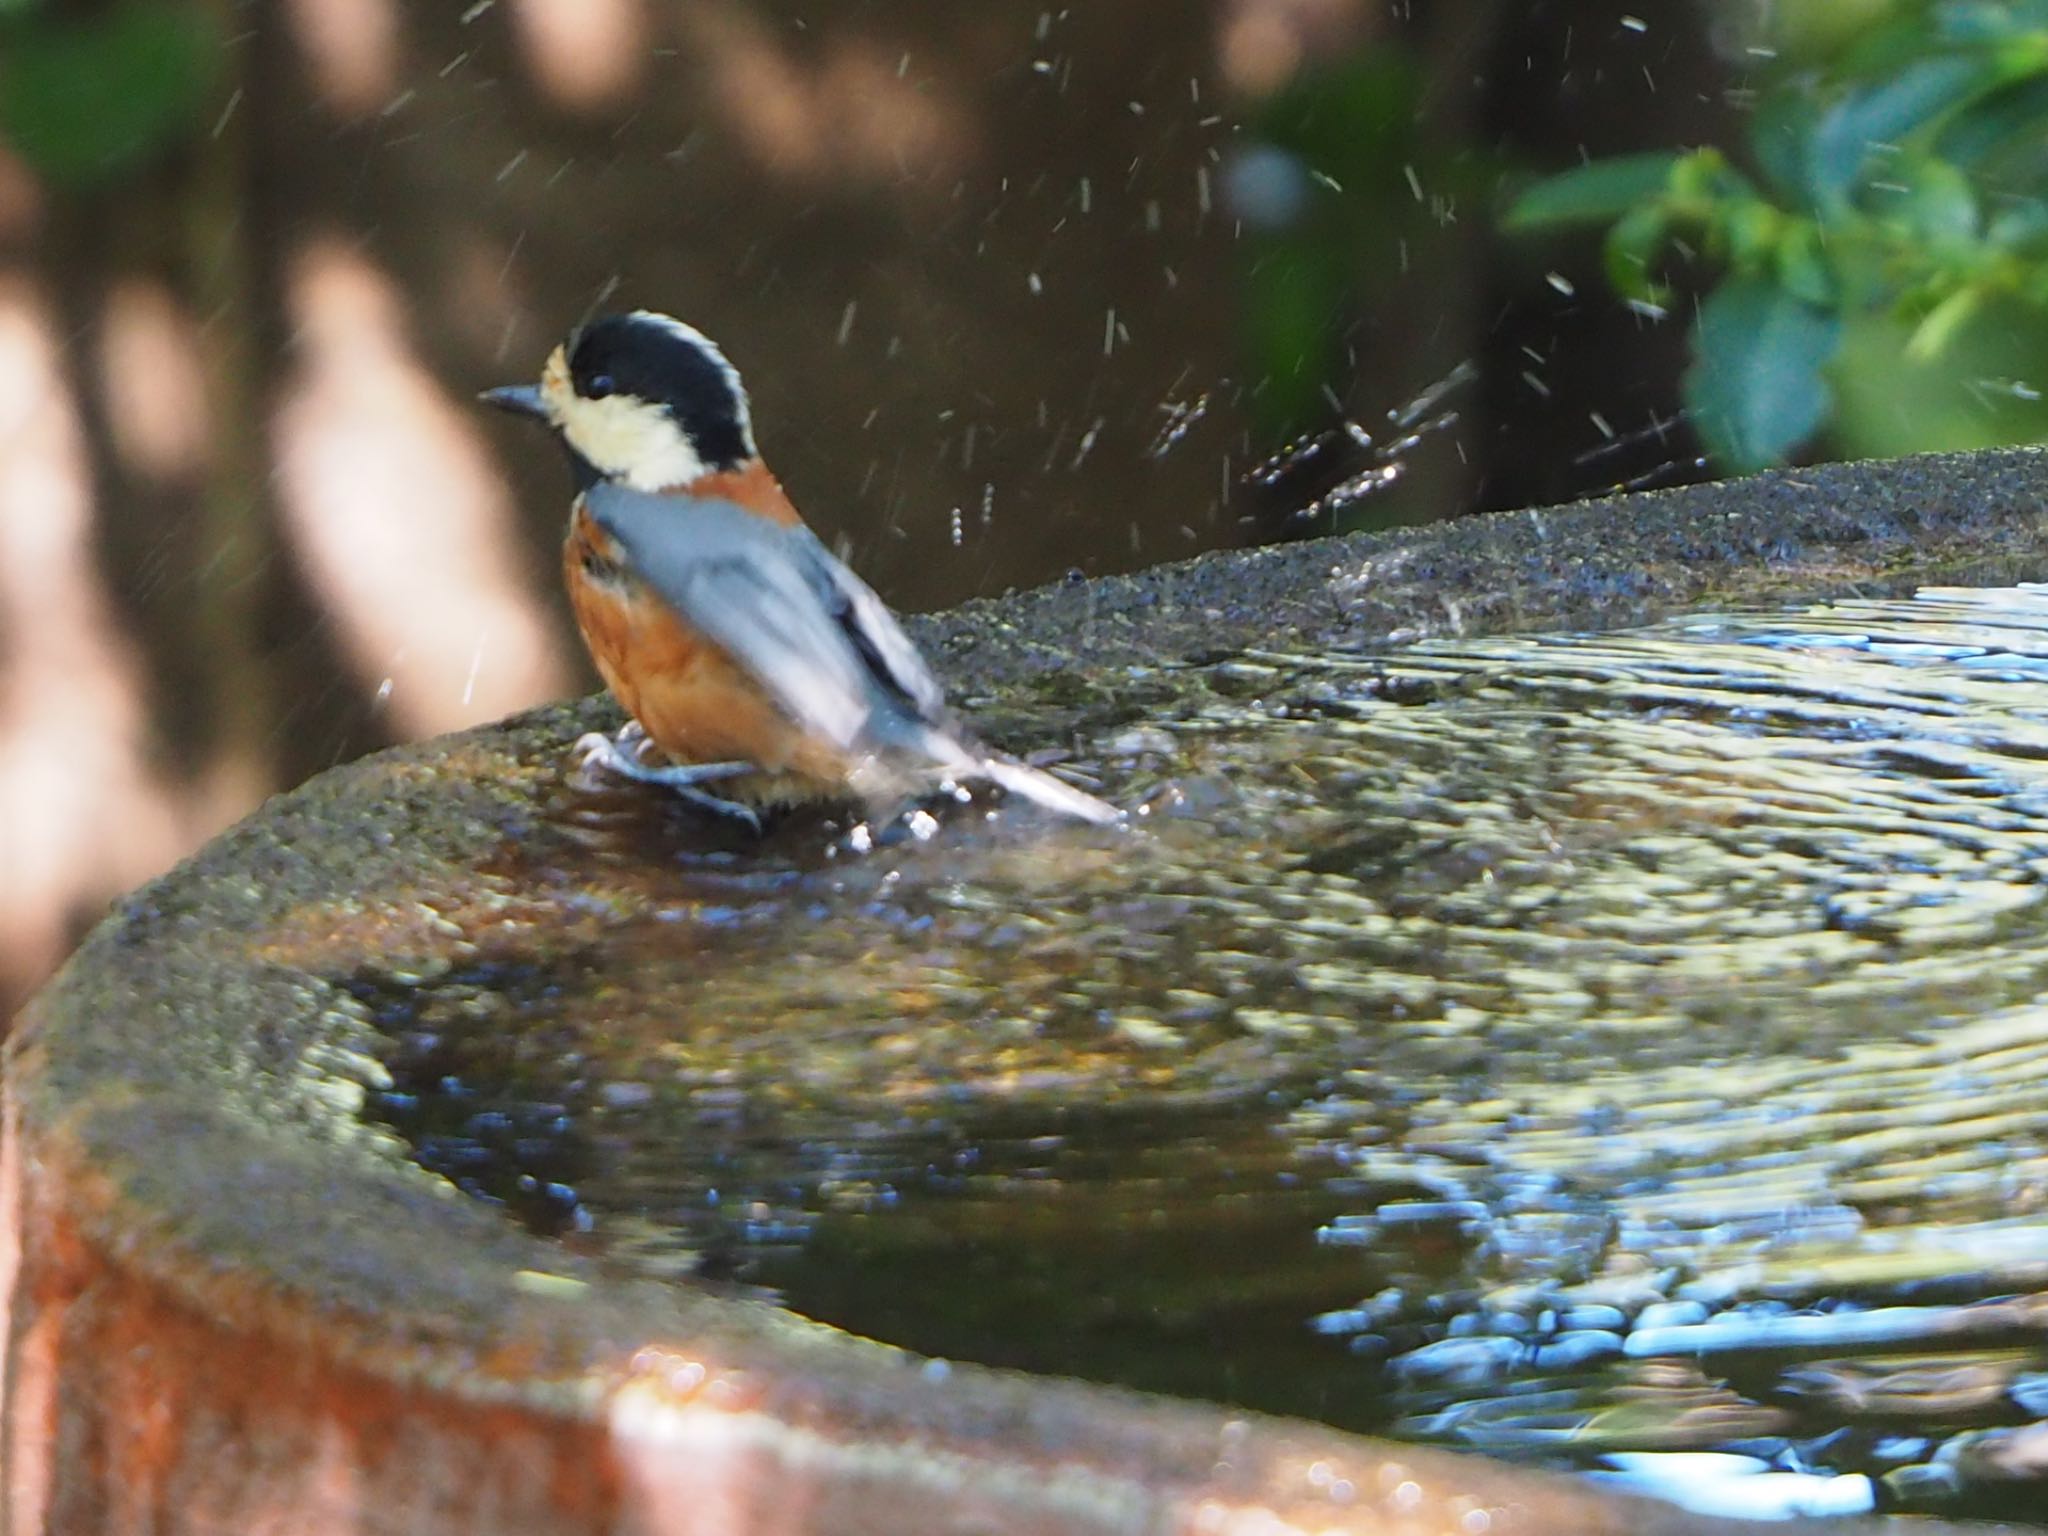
[571,726,763,831]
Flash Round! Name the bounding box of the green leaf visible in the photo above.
[1684,277,1844,470]
[1723,199,1785,272]
[0,1,218,188]
[1773,221,1837,306]
[1837,9,1973,80]
[1905,284,1983,359]
[1751,87,1825,206]
[1504,152,1679,232]
[1829,301,2048,458]
[1988,198,2048,249]
[1936,0,2048,45]
[1603,201,1671,306]
[1891,157,1981,244]
[1809,54,1998,204]
[1768,0,1913,64]
[1936,74,2048,169]
[1667,147,1755,206]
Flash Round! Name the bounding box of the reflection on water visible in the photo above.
[357,583,2048,1521]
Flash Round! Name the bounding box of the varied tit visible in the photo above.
[481,310,1117,830]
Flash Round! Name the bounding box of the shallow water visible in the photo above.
[356,583,2048,1521]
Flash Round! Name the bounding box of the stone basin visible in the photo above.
[11,449,2048,1534]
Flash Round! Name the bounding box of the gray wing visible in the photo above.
[584,485,953,757]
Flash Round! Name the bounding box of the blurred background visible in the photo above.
[3,0,2047,1014]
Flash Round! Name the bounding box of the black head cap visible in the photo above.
[567,311,756,470]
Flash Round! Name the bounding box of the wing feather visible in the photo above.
[583,485,949,756]
[802,535,949,720]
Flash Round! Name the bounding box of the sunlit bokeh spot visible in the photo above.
[272,239,570,739]
[679,2,968,184]
[509,0,645,112]
[0,146,42,245]
[97,279,210,485]
[0,282,181,996]
[284,0,403,119]
[1217,0,1368,97]
[822,40,959,183]
[442,234,536,364]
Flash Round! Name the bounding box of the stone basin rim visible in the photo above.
[15,447,2048,1533]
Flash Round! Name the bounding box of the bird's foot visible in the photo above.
[571,728,763,831]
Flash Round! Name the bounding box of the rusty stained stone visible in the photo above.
[1,1113,1814,1536]
[2,1092,1818,1536]
[2,1107,616,1534]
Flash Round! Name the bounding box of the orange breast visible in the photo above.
[562,504,849,802]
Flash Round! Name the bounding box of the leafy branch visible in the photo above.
[1507,2,2048,470]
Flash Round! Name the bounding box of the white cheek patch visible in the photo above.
[553,392,710,490]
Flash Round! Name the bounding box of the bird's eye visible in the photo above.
[586,374,616,399]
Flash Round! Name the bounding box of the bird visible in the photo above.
[481,309,1118,830]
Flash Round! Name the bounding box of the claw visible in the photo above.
[569,725,764,831]
[572,729,622,768]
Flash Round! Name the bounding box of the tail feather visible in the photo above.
[976,755,1122,825]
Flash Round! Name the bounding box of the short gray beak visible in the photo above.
[479,384,549,420]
